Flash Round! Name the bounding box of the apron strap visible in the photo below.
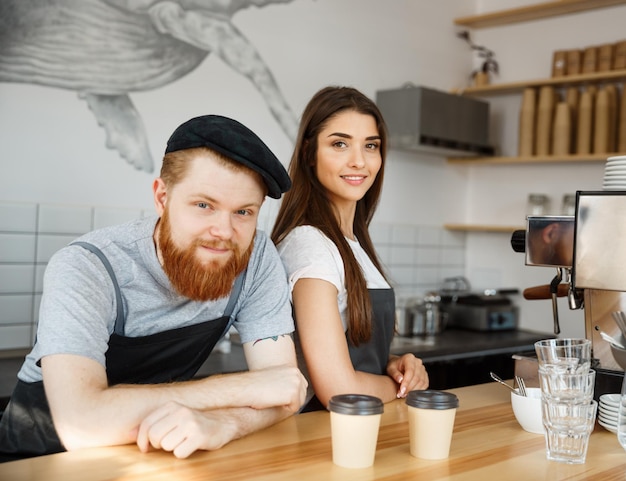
[219,268,246,340]
[71,241,125,335]
[71,241,246,336]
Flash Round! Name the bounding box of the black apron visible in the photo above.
[0,242,244,462]
[301,288,395,412]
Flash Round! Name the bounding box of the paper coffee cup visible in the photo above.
[406,390,459,459]
[328,394,384,468]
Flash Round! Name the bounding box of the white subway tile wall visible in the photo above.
[0,201,147,349]
[0,203,37,232]
[38,204,93,234]
[0,202,466,351]
[371,223,467,302]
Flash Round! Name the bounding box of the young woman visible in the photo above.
[272,86,429,412]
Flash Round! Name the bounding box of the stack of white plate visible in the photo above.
[598,393,620,433]
[603,156,626,190]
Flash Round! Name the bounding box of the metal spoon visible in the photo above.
[515,375,527,397]
[611,311,626,340]
[600,330,626,350]
[490,372,516,393]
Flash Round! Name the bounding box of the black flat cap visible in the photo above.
[165,115,291,199]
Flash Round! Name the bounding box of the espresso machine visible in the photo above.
[511,190,626,397]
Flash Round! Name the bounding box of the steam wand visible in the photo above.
[511,227,584,334]
[550,268,563,335]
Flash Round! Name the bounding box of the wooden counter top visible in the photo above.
[1,382,624,480]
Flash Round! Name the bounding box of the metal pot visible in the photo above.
[395,298,415,337]
[398,292,447,337]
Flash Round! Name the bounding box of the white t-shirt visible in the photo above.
[277,225,390,331]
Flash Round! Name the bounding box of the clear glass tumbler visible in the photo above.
[534,338,591,374]
[542,400,597,464]
[538,369,596,403]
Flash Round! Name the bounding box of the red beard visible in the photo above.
[157,210,253,301]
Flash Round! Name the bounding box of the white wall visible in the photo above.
[0,0,474,213]
[0,0,476,224]
[2,0,623,339]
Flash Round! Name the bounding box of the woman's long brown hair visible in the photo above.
[271,86,389,346]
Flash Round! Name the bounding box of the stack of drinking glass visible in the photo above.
[535,338,597,464]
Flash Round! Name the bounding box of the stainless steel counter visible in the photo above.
[390,328,554,362]
[391,328,555,390]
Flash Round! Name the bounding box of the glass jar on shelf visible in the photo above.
[527,194,550,216]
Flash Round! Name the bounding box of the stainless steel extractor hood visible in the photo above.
[376,85,494,157]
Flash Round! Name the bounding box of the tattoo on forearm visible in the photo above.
[252,334,289,345]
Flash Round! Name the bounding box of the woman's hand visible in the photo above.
[386,354,429,398]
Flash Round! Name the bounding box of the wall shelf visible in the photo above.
[448,69,626,165]
[453,70,626,97]
[447,153,622,165]
[448,3,626,229]
[454,0,626,29]
[444,224,523,233]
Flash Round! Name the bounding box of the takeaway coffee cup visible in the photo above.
[406,390,459,459]
[328,394,384,468]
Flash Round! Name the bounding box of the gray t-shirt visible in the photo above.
[18,216,294,383]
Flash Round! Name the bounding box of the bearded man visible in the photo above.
[0,115,307,462]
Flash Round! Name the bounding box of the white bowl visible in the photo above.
[609,335,626,370]
[511,387,544,434]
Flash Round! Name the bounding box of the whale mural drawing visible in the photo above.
[0,0,299,173]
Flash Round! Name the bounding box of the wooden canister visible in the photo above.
[619,84,626,152]
[552,102,571,155]
[614,41,626,70]
[552,50,567,77]
[535,86,556,156]
[518,88,537,156]
[576,88,594,154]
[598,44,614,72]
[593,87,610,154]
[565,87,579,152]
[474,71,489,87]
[605,84,618,152]
[566,49,582,76]
[582,46,598,74]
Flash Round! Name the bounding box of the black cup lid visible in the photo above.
[406,390,459,410]
[328,394,384,415]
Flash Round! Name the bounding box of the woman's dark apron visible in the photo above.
[301,288,395,412]
[0,242,244,462]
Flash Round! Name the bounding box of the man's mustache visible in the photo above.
[194,239,237,251]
